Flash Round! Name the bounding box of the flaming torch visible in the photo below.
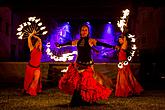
[117,9,137,67]
[16,17,48,39]
[46,42,77,62]
[117,9,130,33]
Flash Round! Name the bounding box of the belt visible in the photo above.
[76,60,94,66]
[28,62,40,68]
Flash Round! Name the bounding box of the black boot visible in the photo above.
[70,90,82,107]
[70,90,92,107]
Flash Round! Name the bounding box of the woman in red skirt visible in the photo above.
[57,24,115,106]
[24,30,42,96]
[115,35,143,97]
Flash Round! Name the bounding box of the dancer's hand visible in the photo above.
[28,30,36,37]
[55,42,61,48]
[115,46,120,50]
[92,47,99,54]
[33,30,37,34]
[95,50,99,54]
[28,32,33,38]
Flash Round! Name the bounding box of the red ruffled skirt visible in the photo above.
[24,65,42,96]
[115,64,143,97]
[59,63,112,103]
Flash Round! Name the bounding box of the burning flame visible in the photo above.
[17,16,48,39]
[38,22,42,26]
[16,31,22,35]
[18,34,24,39]
[28,17,36,22]
[61,67,69,72]
[127,56,132,61]
[42,31,48,35]
[128,34,135,38]
[117,9,130,32]
[121,9,130,19]
[131,44,137,50]
[46,42,77,62]
[27,22,31,25]
[40,26,46,30]
[23,22,27,26]
[35,18,40,23]
[117,9,138,67]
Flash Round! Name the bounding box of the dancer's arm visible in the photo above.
[33,35,42,50]
[28,32,34,51]
[96,41,115,49]
[91,47,99,54]
[121,36,127,50]
[55,40,78,48]
[90,38,115,49]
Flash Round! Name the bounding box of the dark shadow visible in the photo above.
[46,63,69,89]
[55,103,109,108]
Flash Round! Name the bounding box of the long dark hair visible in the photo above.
[118,33,132,57]
[79,24,90,38]
[31,37,38,46]
[117,35,123,47]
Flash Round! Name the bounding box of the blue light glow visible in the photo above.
[42,21,118,63]
[92,22,117,62]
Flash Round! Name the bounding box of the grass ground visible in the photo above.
[0,87,165,110]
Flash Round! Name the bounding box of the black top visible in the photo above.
[76,37,93,65]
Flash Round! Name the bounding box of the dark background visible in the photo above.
[0,0,165,89]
